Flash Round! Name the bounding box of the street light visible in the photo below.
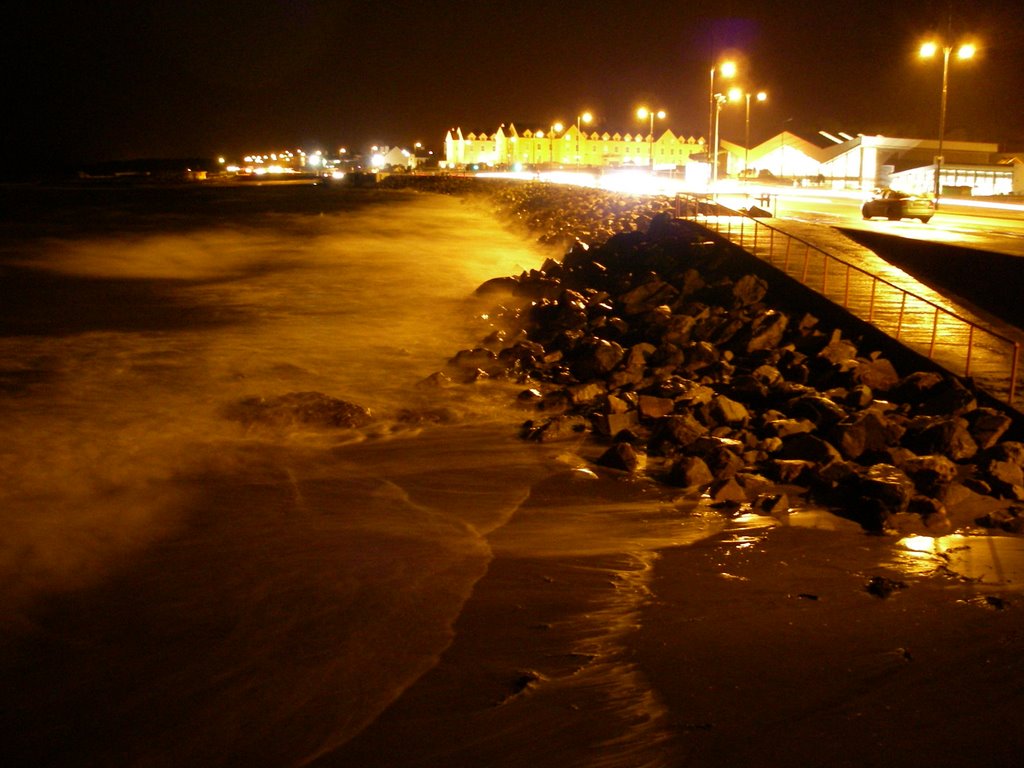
[636,107,666,172]
[576,111,592,169]
[712,94,728,189]
[920,39,976,207]
[727,88,767,179]
[549,121,564,165]
[708,60,736,191]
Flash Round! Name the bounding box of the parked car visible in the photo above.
[861,189,935,223]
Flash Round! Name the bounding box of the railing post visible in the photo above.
[1010,342,1020,407]
[896,291,907,339]
[801,243,810,283]
[783,236,792,272]
[929,306,939,359]
[965,325,975,377]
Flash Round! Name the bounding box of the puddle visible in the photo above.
[894,533,1024,587]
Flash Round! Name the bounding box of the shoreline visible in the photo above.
[318,467,691,768]
[319,493,1024,767]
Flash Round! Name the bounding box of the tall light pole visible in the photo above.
[547,121,564,165]
[712,94,727,190]
[708,60,736,190]
[636,107,666,173]
[919,39,975,207]
[727,88,767,179]
[576,111,592,169]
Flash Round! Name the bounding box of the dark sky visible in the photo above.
[6,0,1023,167]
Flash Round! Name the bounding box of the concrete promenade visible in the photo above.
[688,209,1024,413]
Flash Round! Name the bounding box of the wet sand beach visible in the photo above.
[323,484,1024,768]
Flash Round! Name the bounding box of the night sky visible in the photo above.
[6,0,1023,169]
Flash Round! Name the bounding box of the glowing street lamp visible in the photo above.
[919,39,976,207]
[708,60,737,191]
[636,107,666,172]
[576,111,592,169]
[728,88,767,179]
[548,121,564,164]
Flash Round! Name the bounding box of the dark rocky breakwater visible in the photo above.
[424,179,1024,536]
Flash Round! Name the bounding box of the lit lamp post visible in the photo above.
[712,93,729,190]
[727,88,767,180]
[919,39,975,207]
[549,121,564,165]
[708,60,737,191]
[636,107,666,172]
[576,111,592,169]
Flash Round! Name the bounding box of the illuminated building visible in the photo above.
[814,135,1021,196]
[444,124,707,171]
[443,121,1022,197]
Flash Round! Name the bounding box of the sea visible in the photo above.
[3,180,1022,768]
[0,181,729,767]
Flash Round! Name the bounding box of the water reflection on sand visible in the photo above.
[895,533,1024,585]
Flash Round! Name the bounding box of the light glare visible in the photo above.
[957,43,976,59]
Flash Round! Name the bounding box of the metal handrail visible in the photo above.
[675,194,1021,409]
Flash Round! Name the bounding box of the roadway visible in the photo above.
[716,187,1024,258]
